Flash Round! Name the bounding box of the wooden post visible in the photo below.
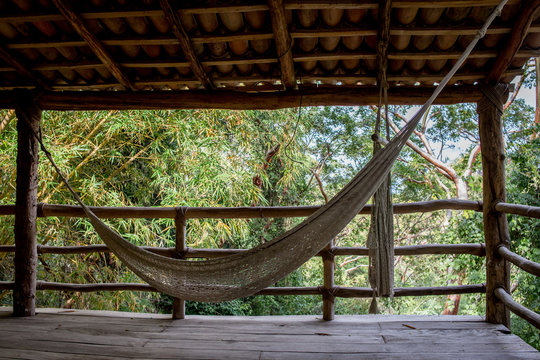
[322,241,335,321]
[172,210,186,319]
[13,95,41,317]
[477,83,510,327]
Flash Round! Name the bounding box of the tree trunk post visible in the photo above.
[322,241,335,321]
[13,95,41,317]
[172,209,187,319]
[477,83,510,327]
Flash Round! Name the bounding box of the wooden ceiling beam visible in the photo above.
[486,0,540,83]
[0,46,51,90]
[0,86,483,110]
[268,0,297,90]
[51,0,135,91]
[159,0,214,90]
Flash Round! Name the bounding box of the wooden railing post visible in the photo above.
[322,241,335,320]
[477,83,510,327]
[172,209,187,319]
[13,94,41,317]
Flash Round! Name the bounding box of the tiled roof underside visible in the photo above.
[0,0,538,92]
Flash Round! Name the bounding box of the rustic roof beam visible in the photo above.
[486,0,540,83]
[51,0,135,91]
[159,0,214,90]
[0,46,51,90]
[0,86,485,110]
[268,0,297,90]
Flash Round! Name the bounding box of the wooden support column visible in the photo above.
[322,242,335,321]
[477,83,510,327]
[172,210,187,319]
[13,95,41,317]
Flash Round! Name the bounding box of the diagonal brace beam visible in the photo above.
[486,0,540,83]
[51,0,135,91]
[0,46,51,90]
[160,0,214,90]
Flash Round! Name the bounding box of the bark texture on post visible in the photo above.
[172,210,187,319]
[477,83,510,327]
[13,95,41,317]
[322,241,335,321]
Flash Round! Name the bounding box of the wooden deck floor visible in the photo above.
[0,308,538,359]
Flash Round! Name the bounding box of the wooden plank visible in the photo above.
[50,0,135,90]
[269,0,296,89]
[13,96,41,317]
[159,0,214,90]
[477,83,511,327]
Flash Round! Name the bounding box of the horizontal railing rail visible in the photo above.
[0,199,484,219]
[498,245,540,277]
[0,281,486,298]
[0,243,486,257]
[495,202,540,219]
[494,287,540,330]
[1,199,537,321]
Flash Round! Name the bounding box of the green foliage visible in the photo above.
[0,96,538,350]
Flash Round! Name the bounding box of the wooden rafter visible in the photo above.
[50,0,135,91]
[0,46,51,90]
[486,0,540,83]
[268,0,297,90]
[159,0,214,90]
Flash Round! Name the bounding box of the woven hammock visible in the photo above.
[33,1,505,303]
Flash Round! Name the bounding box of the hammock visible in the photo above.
[32,1,506,303]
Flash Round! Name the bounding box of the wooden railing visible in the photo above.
[0,198,538,328]
[492,202,540,330]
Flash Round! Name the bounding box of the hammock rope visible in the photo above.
[25,0,507,303]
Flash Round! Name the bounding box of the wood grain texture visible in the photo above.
[0,309,537,359]
[172,214,187,319]
[13,97,41,317]
[268,0,297,89]
[0,86,491,110]
[477,83,511,327]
